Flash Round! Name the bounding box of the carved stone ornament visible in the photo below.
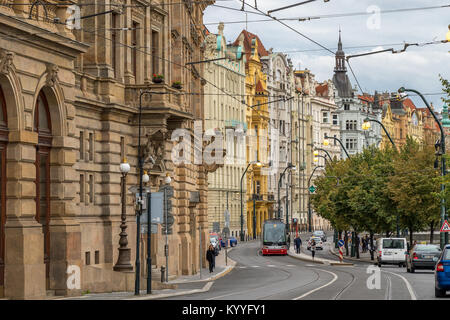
[203,34,217,59]
[45,63,59,87]
[202,134,227,173]
[0,49,14,75]
[142,128,168,173]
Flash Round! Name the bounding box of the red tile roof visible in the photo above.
[315,83,328,97]
[402,98,417,111]
[234,30,269,66]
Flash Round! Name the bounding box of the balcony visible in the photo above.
[125,83,192,121]
[224,120,248,131]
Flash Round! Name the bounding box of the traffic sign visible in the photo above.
[309,185,316,193]
[440,220,450,232]
[338,239,345,247]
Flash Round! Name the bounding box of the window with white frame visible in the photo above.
[345,138,357,150]
[322,112,328,123]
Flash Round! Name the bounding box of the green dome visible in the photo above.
[442,104,450,127]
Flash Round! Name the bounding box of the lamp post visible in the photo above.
[163,173,172,283]
[240,160,262,241]
[362,117,396,149]
[398,87,447,248]
[324,134,350,159]
[278,163,296,220]
[314,148,333,162]
[307,165,324,232]
[314,154,332,168]
[113,158,133,271]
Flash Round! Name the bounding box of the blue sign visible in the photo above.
[338,240,345,247]
[140,192,164,224]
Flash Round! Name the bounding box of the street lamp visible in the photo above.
[447,24,450,42]
[362,117,396,150]
[398,87,448,248]
[324,134,350,159]
[307,165,325,232]
[278,163,295,220]
[240,160,262,241]
[314,148,333,162]
[114,158,133,272]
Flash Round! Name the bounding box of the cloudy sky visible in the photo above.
[204,0,450,110]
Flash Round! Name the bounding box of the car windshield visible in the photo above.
[382,239,404,249]
[313,232,323,236]
[415,245,441,252]
[443,249,450,260]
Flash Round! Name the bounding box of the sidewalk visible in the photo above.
[57,247,236,300]
[329,245,377,264]
[288,246,353,266]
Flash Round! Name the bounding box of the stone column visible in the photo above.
[48,136,81,297]
[4,130,46,299]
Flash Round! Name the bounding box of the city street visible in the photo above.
[162,237,446,300]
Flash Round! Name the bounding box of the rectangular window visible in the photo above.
[85,252,90,265]
[152,30,159,75]
[111,13,117,78]
[79,131,84,160]
[80,174,85,203]
[256,181,261,195]
[346,120,349,130]
[322,112,328,123]
[332,114,338,125]
[345,138,357,150]
[95,250,100,264]
[132,21,138,80]
[344,104,350,110]
[120,136,125,161]
[89,132,94,161]
[89,174,94,204]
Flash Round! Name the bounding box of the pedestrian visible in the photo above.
[206,244,216,273]
[294,236,302,254]
[310,239,316,260]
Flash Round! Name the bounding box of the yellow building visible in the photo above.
[235,30,271,238]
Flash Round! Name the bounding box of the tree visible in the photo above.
[387,138,440,245]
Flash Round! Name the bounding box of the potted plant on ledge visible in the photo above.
[152,74,164,83]
[171,81,182,90]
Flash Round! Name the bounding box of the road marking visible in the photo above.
[252,266,260,268]
[285,264,295,267]
[237,266,247,269]
[381,269,417,300]
[267,265,276,267]
[293,269,339,300]
[384,275,392,300]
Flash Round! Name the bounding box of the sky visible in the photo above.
[204,0,450,110]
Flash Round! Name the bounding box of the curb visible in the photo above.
[126,282,215,300]
[287,250,325,265]
[329,247,375,264]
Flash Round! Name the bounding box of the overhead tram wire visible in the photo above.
[240,0,335,56]
[0,9,288,133]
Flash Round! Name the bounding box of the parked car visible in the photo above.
[220,236,238,248]
[376,238,407,267]
[406,244,441,273]
[313,230,326,242]
[307,236,323,250]
[435,244,450,297]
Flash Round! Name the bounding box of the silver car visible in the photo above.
[406,244,441,273]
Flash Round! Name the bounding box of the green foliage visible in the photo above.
[439,74,450,106]
[311,138,440,236]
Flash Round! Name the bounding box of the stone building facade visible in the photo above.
[0,0,215,299]
[262,51,294,225]
[203,23,246,238]
[235,30,271,238]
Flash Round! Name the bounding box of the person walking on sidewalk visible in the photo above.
[310,239,316,260]
[294,236,302,254]
[206,244,216,273]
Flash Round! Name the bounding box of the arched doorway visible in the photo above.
[34,91,52,289]
[0,86,8,295]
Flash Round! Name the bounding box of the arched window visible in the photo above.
[34,91,52,289]
[0,86,7,293]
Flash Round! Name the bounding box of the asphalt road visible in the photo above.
[162,234,448,300]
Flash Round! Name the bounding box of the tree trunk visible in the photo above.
[369,232,374,261]
[386,231,390,238]
[344,231,349,256]
[355,232,360,259]
[430,222,435,244]
[409,227,414,247]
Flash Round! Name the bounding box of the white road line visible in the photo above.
[382,270,417,300]
[293,269,339,300]
[267,265,276,267]
[252,266,260,268]
[237,266,247,269]
[285,264,295,267]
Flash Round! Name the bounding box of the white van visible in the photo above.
[376,238,407,267]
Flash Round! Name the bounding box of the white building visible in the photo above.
[203,23,247,237]
[262,51,294,223]
[332,31,382,157]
